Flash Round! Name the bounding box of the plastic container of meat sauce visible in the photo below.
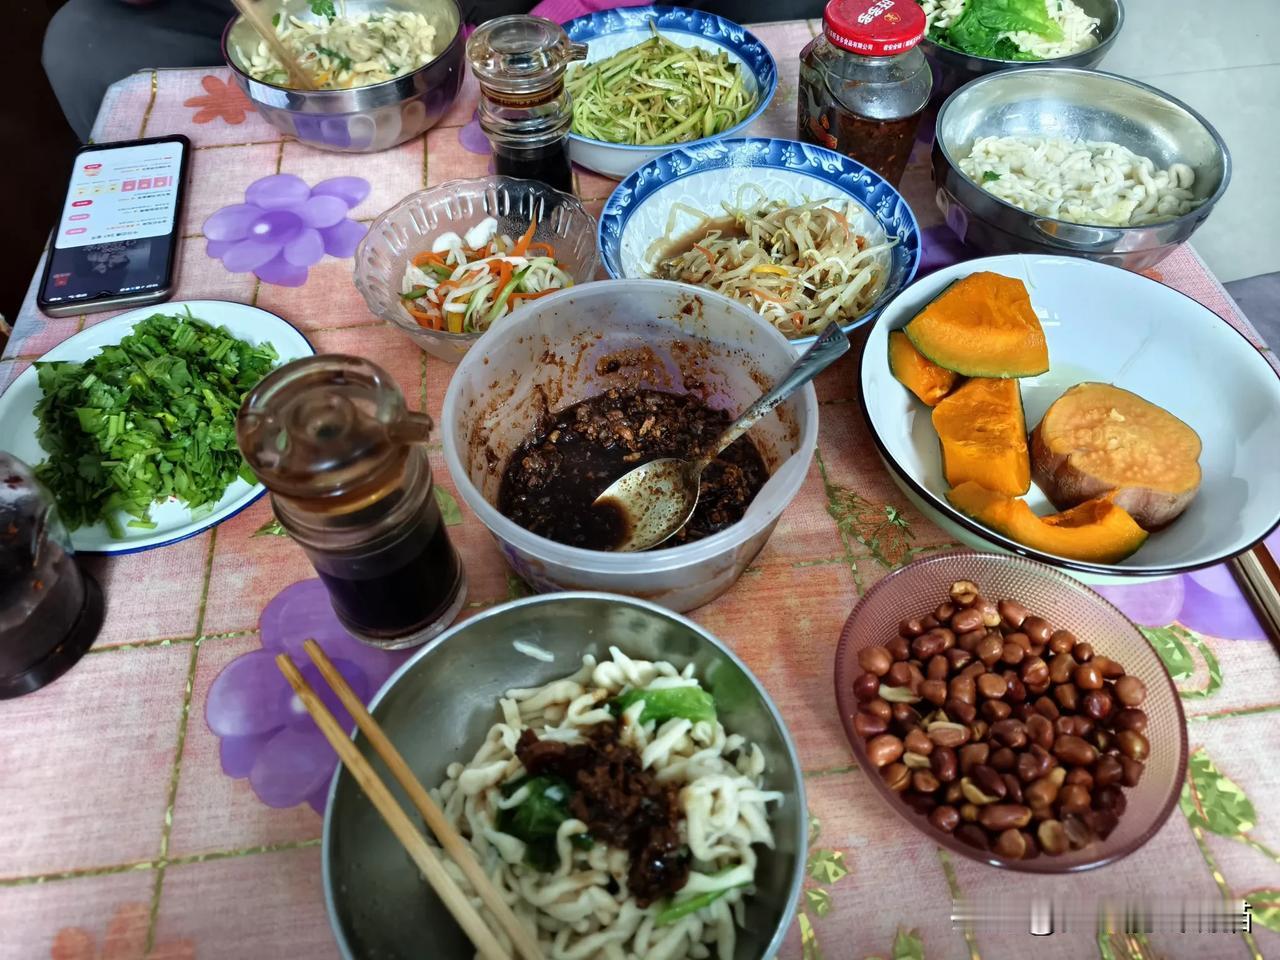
[798,0,932,186]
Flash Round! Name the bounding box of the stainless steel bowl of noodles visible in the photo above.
[323,593,806,960]
[221,0,464,153]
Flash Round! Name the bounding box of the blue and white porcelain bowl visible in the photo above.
[563,5,777,179]
[599,137,922,351]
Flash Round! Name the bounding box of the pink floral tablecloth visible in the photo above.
[2,20,1279,960]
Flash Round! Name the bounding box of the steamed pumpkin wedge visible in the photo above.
[931,377,1030,496]
[947,481,1149,564]
[905,272,1049,378]
[1031,382,1202,530]
[889,330,960,406]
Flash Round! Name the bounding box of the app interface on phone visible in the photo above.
[42,140,185,305]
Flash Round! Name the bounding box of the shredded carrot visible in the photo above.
[790,312,805,331]
[407,302,441,329]
[693,243,718,267]
[511,288,558,303]
[748,287,788,306]
[412,251,447,268]
[526,242,556,257]
[512,218,538,257]
[493,260,514,291]
[832,210,851,242]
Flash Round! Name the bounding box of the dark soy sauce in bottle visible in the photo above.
[468,16,587,195]
[237,355,466,649]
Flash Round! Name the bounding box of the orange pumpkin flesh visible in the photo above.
[1031,382,1202,530]
[889,330,959,406]
[947,481,1149,565]
[931,378,1030,497]
[904,272,1049,378]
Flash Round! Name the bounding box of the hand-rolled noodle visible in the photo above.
[429,648,784,960]
[959,135,1203,227]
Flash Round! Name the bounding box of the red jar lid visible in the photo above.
[823,0,926,56]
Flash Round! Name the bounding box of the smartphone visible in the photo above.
[37,135,191,317]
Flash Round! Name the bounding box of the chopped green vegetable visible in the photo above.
[496,775,591,871]
[566,23,757,146]
[32,310,278,536]
[611,685,717,726]
[655,866,751,926]
[315,44,353,72]
[982,170,1002,182]
[308,0,337,21]
[930,0,1063,60]
[271,12,281,27]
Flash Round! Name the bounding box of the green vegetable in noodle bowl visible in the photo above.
[32,311,278,538]
[496,775,593,872]
[566,24,758,146]
[919,0,1100,60]
[610,685,718,726]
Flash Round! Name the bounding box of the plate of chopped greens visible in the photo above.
[0,301,313,554]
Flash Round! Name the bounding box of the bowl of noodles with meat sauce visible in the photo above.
[599,138,921,354]
[323,592,807,960]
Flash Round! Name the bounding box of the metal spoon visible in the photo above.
[593,322,850,552]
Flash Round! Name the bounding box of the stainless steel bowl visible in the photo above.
[222,0,463,153]
[323,592,807,960]
[923,0,1124,101]
[932,68,1231,270]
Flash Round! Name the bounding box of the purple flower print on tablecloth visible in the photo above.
[1095,565,1265,642]
[203,174,370,287]
[206,579,409,812]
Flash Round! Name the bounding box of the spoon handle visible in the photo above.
[698,322,850,465]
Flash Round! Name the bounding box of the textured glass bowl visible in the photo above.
[353,176,600,362]
[834,549,1187,873]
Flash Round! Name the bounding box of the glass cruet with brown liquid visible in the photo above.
[466,15,588,195]
[237,355,466,649]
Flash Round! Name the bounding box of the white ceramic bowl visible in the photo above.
[860,254,1280,578]
[563,6,777,180]
[441,279,818,612]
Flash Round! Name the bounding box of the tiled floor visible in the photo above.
[1102,0,1280,285]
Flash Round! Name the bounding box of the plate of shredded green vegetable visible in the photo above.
[563,6,777,179]
[0,301,313,554]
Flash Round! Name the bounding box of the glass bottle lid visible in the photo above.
[466,15,588,101]
[236,355,432,505]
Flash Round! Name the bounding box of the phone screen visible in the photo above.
[40,137,188,308]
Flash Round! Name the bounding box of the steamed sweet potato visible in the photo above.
[1031,382,1202,530]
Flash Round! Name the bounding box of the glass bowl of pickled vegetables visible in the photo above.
[354,176,599,362]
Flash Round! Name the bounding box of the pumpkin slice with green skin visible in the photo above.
[905,272,1049,378]
[932,377,1030,496]
[889,330,960,406]
[947,481,1148,564]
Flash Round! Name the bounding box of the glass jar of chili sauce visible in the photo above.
[798,0,932,186]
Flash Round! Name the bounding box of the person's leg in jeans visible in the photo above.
[43,0,234,141]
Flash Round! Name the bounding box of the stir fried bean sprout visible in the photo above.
[648,190,896,338]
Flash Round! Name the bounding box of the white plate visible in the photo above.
[0,300,313,555]
[860,255,1280,577]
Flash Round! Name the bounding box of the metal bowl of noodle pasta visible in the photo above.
[222,0,464,153]
[323,592,807,960]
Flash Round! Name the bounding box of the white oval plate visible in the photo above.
[0,300,313,555]
[860,255,1280,578]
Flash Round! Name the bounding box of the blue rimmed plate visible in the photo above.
[598,137,921,351]
[563,5,778,179]
[0,300,313,555]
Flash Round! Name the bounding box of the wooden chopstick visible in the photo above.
[231,0,319,90]
[1231,545,1280,646]
[302,639,546,960]
[275,653,513,960]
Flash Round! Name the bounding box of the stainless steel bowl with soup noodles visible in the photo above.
[221,0,464,153]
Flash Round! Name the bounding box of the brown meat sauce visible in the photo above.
[497,388,768,550]
[516,726,689,906]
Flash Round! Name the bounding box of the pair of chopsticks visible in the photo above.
[231,0,320,90]
[277,640,544,960]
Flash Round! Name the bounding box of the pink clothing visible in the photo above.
[529,0,650,23]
